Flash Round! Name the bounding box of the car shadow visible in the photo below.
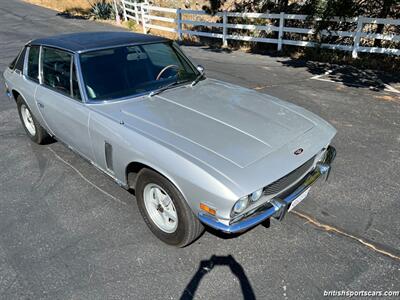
[180,255,256,300]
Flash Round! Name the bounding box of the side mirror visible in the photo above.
[196,65,205,74]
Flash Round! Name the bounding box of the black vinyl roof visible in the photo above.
[29,31,169,53]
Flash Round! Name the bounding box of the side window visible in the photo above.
[71,62,82,101]
[42,47,71,96]
[27,46,40,82]
[14,47,27,72]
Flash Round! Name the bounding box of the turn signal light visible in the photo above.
[200,203,216,215]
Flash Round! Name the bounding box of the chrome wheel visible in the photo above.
[143,183,178,233]
[21,104,36,136]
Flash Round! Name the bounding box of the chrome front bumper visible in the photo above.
[198,146,336,234]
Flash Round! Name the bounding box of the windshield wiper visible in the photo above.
[148,81,180,97]
[191,72,205,87]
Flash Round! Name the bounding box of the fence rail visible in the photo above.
[121,0,400,58]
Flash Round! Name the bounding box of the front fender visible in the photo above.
[88,109,240,220]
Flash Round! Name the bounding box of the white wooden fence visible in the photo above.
[120,1,400,58]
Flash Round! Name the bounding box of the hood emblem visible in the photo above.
[294,148,304,155]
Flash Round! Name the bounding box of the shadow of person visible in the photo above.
[180,255,256,300]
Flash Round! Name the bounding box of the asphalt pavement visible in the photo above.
[0,1,399,299]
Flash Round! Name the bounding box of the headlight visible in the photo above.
[232,196,249,214]
[250,188,263,202]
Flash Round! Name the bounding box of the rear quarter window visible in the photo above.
[14,47,27,72]
[9,46,27,71]
[8,57,17,70]
[27,46,40,82]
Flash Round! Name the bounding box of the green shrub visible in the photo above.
[90,0,113,20]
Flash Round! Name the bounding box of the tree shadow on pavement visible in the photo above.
[279,59,400,92]
[179,39,233,54]
[180,255,256,300]
[56,7,90,20]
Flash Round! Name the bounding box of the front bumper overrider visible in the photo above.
[198,146,336,234]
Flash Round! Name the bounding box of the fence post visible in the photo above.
[222,10,228,48]
[141,3,147,34]
[277,12,284,51]
[113,0,120,24]
[134,0,139,24]
[352,16,363,59]
[177,8,182,41]
[121,0,127,21]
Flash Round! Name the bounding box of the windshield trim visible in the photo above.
[84,80,192,104]
[78,41,200,103]
[76,40,168,54]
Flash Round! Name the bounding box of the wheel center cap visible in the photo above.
[156,204,164,213]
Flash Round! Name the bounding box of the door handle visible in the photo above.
[37,101,44,108]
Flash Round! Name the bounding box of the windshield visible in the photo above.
[79,42,198,101]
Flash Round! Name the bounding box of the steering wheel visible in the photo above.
[156,64,180,80]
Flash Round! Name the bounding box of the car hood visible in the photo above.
[115,79,319,168]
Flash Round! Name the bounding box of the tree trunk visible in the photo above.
[373,0,394,47]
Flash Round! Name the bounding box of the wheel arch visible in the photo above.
[11,89,21,103]
[126,161,153,189]
[11,89,37,120]
[125,161,186,201]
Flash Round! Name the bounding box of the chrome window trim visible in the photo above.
[69,57,83,101]
[83,82,190,105]
[29,43,81,55]
[29,40,170,54]
[22,45,29,75]
[75,40,170,54]
[38,83,87,106]
[74,53,89,103]
[38,45,43,84]
[69,57,74,97]
[171,41,200,75]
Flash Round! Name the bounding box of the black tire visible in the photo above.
[16,95,50,144]
[135,169,204,247]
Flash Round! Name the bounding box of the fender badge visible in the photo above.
[294,148,304,155]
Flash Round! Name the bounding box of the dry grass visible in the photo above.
[24,0,92,12]
[24,0,116,18]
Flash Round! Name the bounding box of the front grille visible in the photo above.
[263,155,316,196]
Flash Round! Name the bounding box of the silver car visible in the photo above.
[3,32,336,247]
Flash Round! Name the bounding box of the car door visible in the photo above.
[35,46,93,160]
